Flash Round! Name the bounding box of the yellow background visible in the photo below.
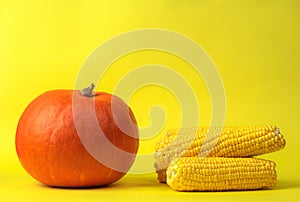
[1,0,300,201]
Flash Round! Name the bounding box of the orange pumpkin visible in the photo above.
[16,84,139,187]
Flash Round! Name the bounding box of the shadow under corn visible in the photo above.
[274,180,300,190]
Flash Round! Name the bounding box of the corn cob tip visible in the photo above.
[275,127,280,135]
[154,151,161,158]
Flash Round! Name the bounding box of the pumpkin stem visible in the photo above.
[80,83,95,97]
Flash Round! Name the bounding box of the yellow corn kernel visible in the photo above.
[166,157,277,191]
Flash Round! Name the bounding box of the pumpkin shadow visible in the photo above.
[38,183,115,190]
[36,174,165,190]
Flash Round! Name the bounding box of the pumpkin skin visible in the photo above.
[16,89,139,187]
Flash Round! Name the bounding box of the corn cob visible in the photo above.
[166,157,277,191]
[154,163,167,183]
[155,125,285,170]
